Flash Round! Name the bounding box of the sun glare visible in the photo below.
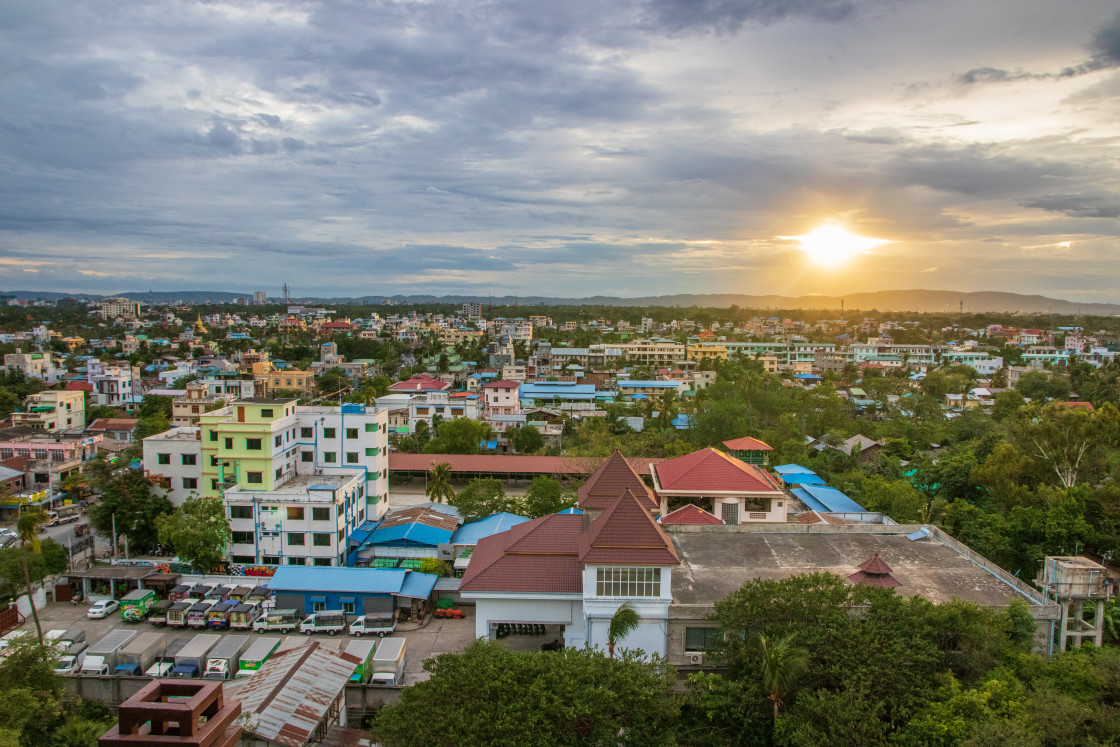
[783,224,890,267]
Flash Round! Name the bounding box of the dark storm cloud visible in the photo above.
[1023,192,1120,219]
[641,0,857,35]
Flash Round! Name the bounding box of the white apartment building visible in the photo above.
[142,428,203,506]
[2,350,64,384]
[10,389,86,432]
[86,360,138,407]
[499,320,533,343]
[100,297,142,319]
[408,392,483,432]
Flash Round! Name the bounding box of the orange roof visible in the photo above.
[579,490,679,566]
[1060,401,1094,411]
[653,448,783,494]
[577,450,658,511]
[459,514,583,594]
[722,437,772,451]
[659,504,723,526]
[482,379,521,389]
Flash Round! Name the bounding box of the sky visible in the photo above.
[1,0,1119,301]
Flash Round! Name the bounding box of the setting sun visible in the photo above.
[783,224,890,267]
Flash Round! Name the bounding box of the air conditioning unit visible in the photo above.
[688,653,705,666]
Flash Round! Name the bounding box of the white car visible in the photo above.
[86,599,120,619]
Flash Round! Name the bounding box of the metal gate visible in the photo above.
[0,606,24,636]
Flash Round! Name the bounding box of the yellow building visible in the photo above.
[686,342,729,362]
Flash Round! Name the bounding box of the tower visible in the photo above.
[283,283,290,305]
[1037,556,1113,650]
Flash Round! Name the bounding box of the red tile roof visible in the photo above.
[482,379,521,389]
[580,490,679,566]
[87,418,139,432]
[659,504,723,526]
[388,375,450,392]
[795,510,853,526]
[65,381,94,392]
[1060,401,1094,411]
[459,514,583,593]
[390,453,662,477]
[0,456,32,473]
[653,448,784,494]
[577,450,658,511]
[848,552,901,588]
[722,437,773,451]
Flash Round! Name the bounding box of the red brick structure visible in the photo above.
[99,680,242,746]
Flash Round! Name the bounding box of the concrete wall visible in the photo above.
[471,597,585,647]
[586,618,667,658]
[13,588,46,620]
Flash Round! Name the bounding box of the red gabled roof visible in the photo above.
[659,504,723,526]
[653,448,783,494]
[459,514,583,593]
[390,453,663,477]
[388,374,450,392]
[577,450,658,511]
[87,418,139,432]
[722,437,772,451]
[482,379,521,389]
[847,552,901,588]
[580,490,679,566]
[1060,401,1094,411]
[65,381,93,392]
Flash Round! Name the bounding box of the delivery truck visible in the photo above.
[299,610,349,636]
[114,632,168,676]
[201,635,251,680]
[186,600,217,628]
[54,628,86,653]
[166,601,192,627]
[145,636,191,678]
[120,589,157,622]
[206,601,238,629]
[252,608,300,633]
[237,636,281,678]
[229,602,262,630]
[348,615,396,637]
[54,641,89,674]
[344,639,377,683]
[370,637,406,686]
[80,630,138,676]
[148,599,174,626]
[168,584,192,603]
[170,634,221,679]
[228,585,253,602]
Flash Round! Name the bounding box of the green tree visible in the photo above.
[316,367,352,397]
[608,601,640,659]
[1012,402,1120,488]
[133,411,171,441]
[15,511,47,643]
[758,633,809,722]
[451,478,513,521]
[155,495,231,573]
[425,463,455,504]
[507,425,544,454]
[424,418,490,455]
[371,640,680,746]
[53,719,111,747]
[137,394,172,419]
[523,476,576,517]
[89,470,173,551]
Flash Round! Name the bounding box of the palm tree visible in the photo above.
[54,718,111,747]
[607,601,640,659]
[426,463,456,504]
[17,510,47,644]
[758,633,809,722]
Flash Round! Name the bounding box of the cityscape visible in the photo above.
[2,0,1120,745]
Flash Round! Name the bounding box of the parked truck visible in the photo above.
[168,584,192,603]
[54,641,89,675]
[229,602,262,630]
[299,610,349,636]
[80,630,138,676]
[166,601,192,627]
[145,636,191,678]
[370,637,406,686]
[148,600,174,626]
[344,639,377,683]
[114,632,167,676]
[54,628,86,653]
[170,634,221,679]
[186,600,217,627]
[252,608,300,634]
[120,589,158,622]
[237,636,281,678]
[201,635,251,680]
[348,615,396,638]
[206,601,238,629]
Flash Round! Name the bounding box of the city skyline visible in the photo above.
[2,1,1119,300]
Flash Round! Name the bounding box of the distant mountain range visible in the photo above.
[2,289,1117,315]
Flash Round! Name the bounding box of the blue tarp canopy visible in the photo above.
[791,485,867,513]
[369,522,453,547]
[451,512,530,545]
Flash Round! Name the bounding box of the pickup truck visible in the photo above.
[348,615,396,638]
[299,611,349,636]
[252,608,301,634]
[54,641,89,675]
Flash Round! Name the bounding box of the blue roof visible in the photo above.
[369,522,453,547]
[348,520,380,547]
[269,566,407,594]
[794,373,822,380]
[451,512,530,545]
[671,413,694,430]
[519,383,598,401]
[772,464,818,475]
[620,380,681,388]
[781,473,827,486]
[556,507,583,514]
[629,394,649,400]
[398,571,440,599]
[791,485,867,513]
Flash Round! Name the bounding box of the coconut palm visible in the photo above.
[758,633,809,722]
[607,601,640,659]
[54,718,111,747]
[426,463,456,504]
[17,510,47,644]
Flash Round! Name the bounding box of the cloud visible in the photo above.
[640,0,858,35]
[1023,192,1120,218]
[920,266,938,273]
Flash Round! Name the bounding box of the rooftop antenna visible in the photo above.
[958,299,963,329]
[283,283,290,305]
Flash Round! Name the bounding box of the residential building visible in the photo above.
[617,380,689,398]
[171,381,227,426]
[408,392,482,432]
[650,448,788,524]
[253,291,267,304]
[142,427,203,506]
[482,380,521,417]
[389,374,452,394]
[2,350,64,384]
[0,426,99,489]
[253,364,314,397]
[100,297,142,319]
[9,390,85,432]
[200,400,389,567]
[87,418,139,442]
[615,340,687,368]
[86,360,139,407]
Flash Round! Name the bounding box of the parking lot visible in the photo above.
[25,598,479,686]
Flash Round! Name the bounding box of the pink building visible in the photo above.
[482,379,521,417]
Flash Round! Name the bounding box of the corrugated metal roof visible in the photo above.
[369,522,453,547]
[450,512,531,545]
[269,566,407,595]
[791,485,867,513]
[772,464,818,475]
[227,642,360,747]
[780,473,827,486]
[398,571,439,599]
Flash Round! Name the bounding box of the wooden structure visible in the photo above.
[99,680,241,746]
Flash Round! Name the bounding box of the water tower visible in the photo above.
[1036,556,1114,650]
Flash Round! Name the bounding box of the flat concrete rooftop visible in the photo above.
[668,525,1038,609]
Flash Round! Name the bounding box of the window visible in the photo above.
[275,435,282,447]
[209,431,218,442]
[246,438,262,450]
[210,456,219,466]
[341,600,355,613]
[287,507,304,521]
[346,452,358,464]
[685,627,719,652]
[313,533,331,547]
[157,453,171,465]
[323,452,337,463]
[323,428,336,439]
[721,503,739,525]
[181,454,197,466]
[286,532,305,546]
[346,428,358,439]
[229,506,253,519]
[275,468,283,481]
[262,556,280,565]
[312,507,330,521]
[288,556,305,565]
[182,477,198,490]
[301,451,313,463]
[312,599,325,610]
[211,479,219,490]
[595,567,661,597]
[231,531,254,544]
[261,408,274,418]
[231,555,255,564]
[364,423,377,432]
[224,437,233,449]
[300,427,313,438]
[246,472,263,484]
[365,448,376,457]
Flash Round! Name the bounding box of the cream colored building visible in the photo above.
[10,390,86,432]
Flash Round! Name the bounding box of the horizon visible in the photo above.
[2,2,1120,300]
